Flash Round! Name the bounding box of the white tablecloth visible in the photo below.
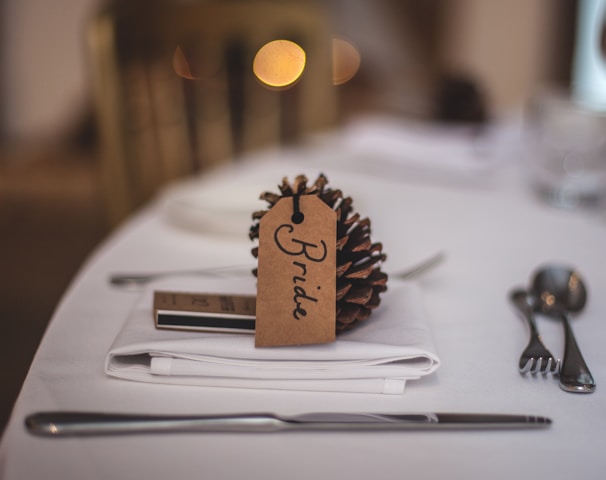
[2,117,606,479]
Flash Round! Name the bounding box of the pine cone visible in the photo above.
[249,174,387,333]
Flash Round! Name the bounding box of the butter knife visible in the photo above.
[25,411,551,436]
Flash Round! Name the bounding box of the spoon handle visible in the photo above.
[559,313,596,393]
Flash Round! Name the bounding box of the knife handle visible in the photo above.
[25,412,283,436]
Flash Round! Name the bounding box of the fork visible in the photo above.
[510,289,561,375]
[110,251,446,288]
[109,264,253,288]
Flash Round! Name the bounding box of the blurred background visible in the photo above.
[0,0,595,432]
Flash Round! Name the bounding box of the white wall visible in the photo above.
[1,0,99,142]
[436,0,569,112]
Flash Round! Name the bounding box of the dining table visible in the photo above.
[1,115,605,479]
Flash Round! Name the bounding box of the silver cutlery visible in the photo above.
[25,411,551,436]
[109,251,446,287]
[109,264,253,287]
[531,265,596,393]
[510,289,560,375]
[392,251,446,280]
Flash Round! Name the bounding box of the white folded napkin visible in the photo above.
[105,277,440,394]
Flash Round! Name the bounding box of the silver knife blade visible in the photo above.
[25,411,551,436]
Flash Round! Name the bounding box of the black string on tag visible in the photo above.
[291,192,304,224]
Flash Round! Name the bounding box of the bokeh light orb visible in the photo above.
[172,46,199,80]
[253,39,306,88]
[332,36,361,86]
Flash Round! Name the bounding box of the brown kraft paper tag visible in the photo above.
[255,195,336,347]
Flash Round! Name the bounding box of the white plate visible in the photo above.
[160,174,267,237]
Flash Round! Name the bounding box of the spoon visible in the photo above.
[530,265,595,393]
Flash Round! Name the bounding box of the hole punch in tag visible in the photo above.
[255,194,337,347]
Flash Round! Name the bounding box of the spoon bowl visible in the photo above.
[532,267,587,315]
[531,265,595,393]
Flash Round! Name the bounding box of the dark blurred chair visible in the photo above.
[88,0,336,226]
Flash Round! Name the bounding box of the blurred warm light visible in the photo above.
[253,40,306,88]
[541,292,555,307]
[173,46,199,80]
[332,36,361,86]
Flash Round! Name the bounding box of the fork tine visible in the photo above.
[553,358,561,375]
[520,357,560,375]
[520,358,533,374]
[532,357,543,374]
